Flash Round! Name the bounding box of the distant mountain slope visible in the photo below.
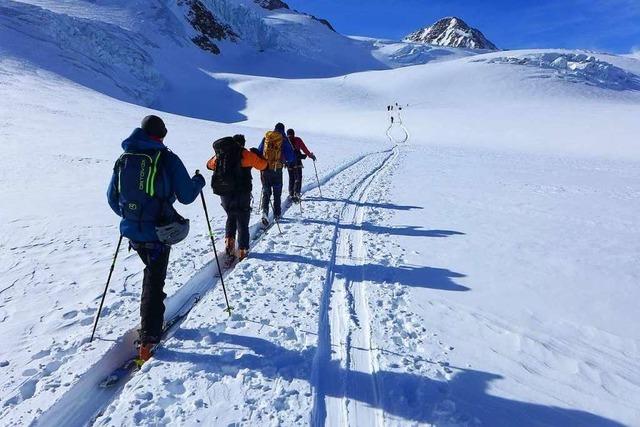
[0,0,488,121]
[405,17,498,50]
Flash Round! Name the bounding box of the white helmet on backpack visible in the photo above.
[155,216,190,245]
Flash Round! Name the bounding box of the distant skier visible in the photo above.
[286,128,316,203]
[258,123,296,226]
[207,134,267,261]
[107,115,205,362]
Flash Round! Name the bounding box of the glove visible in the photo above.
[193,173,206,188]
[310,153,317,161]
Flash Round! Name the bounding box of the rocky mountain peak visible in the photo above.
[404,17,498,50]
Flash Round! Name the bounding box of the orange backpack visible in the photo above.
[263,131,283,169]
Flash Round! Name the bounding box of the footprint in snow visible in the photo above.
[31,349,50,360]
[62,310,78,320]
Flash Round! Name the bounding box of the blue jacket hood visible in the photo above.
[122,128,167,152]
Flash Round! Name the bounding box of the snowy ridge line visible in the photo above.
[311,145,398,426]
[34,148,389,427]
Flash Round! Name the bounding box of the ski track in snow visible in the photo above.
[82,142,459,426]
[15,147,398,426]
[312,146,399,426]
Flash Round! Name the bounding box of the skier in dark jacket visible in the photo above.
[107,115,205,361]
[286,128,316,203]
[257,123,296,226]
[207,134,267,261]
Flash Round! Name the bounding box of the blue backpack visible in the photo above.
[114,150,168,228]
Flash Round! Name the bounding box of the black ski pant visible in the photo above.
[131,242,171,344]
[288,166,303,196]
[261,168,283,217]
[220,192,252,250]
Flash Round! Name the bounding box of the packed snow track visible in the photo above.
[29,146,405,426]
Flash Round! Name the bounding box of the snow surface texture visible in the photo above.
[1,0,640,425]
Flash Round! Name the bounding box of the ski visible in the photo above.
[99,292,201,388]
[224,254,239,269]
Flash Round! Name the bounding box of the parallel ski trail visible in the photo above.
[312,145,400,427]
[35,149,390,427]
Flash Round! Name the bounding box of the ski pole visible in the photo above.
[312,159,323,198]
[258,183,264,213]
[90,234,123,343]
[295,169,303,214]
[270,199,283,234]
[197,171,232,316]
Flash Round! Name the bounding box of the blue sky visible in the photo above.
[286,0,640,53]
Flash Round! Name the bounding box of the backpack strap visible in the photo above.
[147,151,162,198]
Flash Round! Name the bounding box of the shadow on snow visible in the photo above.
[249,252,469,292]
[301,217,466,239]
[157,332,624,426]
[303,196,423,212]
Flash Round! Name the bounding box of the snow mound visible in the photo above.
[482,52,640,91]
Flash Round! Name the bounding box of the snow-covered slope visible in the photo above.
[405,17,498,50]
[1,1,640,426]
[1,0,464,123]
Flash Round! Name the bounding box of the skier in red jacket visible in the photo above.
[286,128,316,203]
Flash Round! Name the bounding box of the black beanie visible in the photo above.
[233,134,246,147]
[275,122,285,132]
[141,115,167,139]
[286,128,295,136]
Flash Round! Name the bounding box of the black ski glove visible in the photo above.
[193,171,206,188]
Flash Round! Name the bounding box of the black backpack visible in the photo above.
[211,137,244,195]
[115,150,168,228]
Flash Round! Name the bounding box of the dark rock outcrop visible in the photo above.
[253,0,290,10]
[178,0,237,55]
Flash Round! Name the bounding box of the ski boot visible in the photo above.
[225,237,236,257]
[136,340,158,367]
[238,249,249,261]
[261,212,269,228]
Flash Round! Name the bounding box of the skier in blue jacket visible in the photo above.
[107,115,205,361]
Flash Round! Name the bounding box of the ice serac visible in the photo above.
[405,17,498,50]
[178,0,238,55]
[254,0,290,10]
